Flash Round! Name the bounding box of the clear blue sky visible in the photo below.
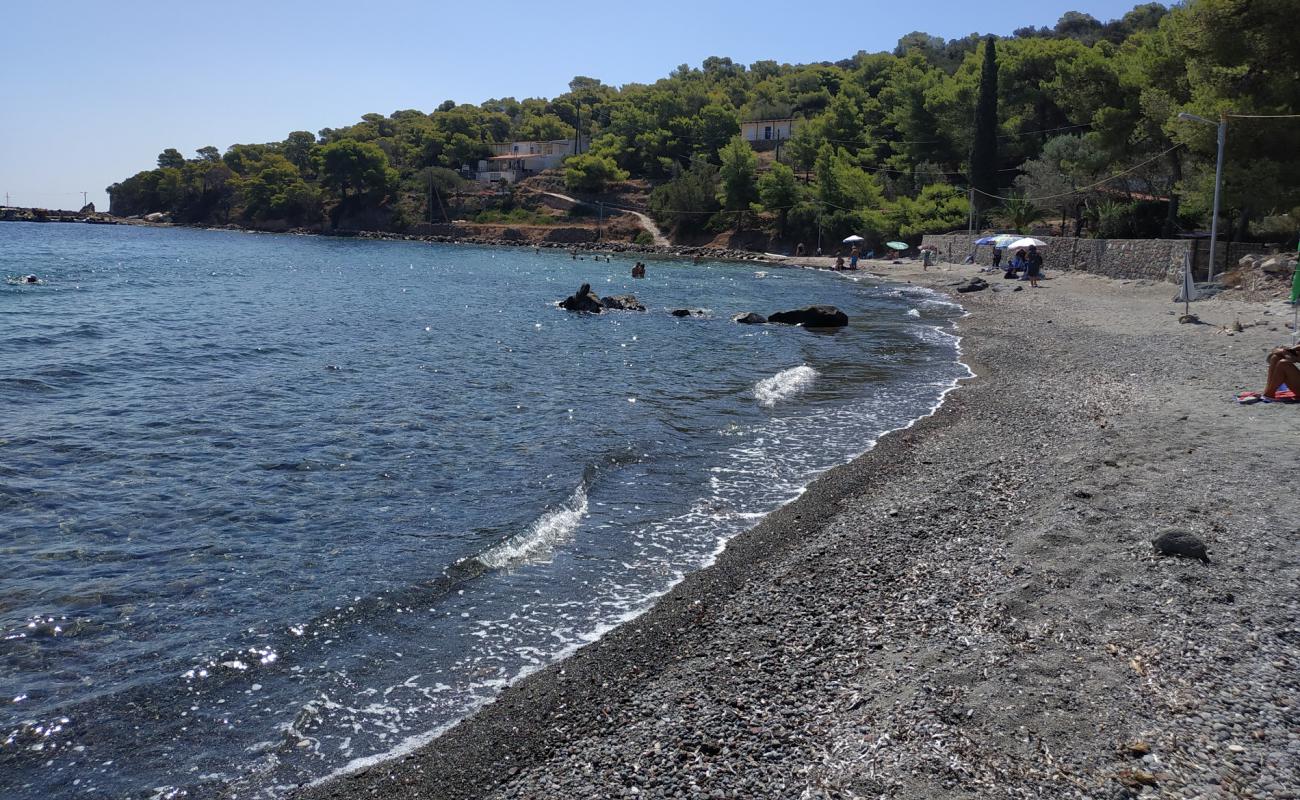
[1,0,1149,211]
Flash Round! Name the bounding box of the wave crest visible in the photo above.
[474,485,590,570]
[754,365,818,408]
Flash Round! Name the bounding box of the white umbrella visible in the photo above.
[842,235,865,244]
[1008,237,1046,249]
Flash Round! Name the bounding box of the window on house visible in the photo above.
[764,126,772,140]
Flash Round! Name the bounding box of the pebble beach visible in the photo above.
[298,259,1300,800]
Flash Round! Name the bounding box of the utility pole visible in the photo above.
[1178,111,1228,282]
[81,191,88,207]
[597,201,604,241]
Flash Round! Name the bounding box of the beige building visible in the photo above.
[476,140,576,184]
[740,119,798,149]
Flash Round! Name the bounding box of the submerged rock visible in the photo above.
[767,306,848,327]
[600,294,646,312]
[732,312,767,325]
[558,283,604,313]
[1152,529,1210,563]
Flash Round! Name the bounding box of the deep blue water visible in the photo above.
[0,222,966,799]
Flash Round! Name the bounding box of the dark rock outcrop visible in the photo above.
[558,284,604,313]
[671,309,705,318]
[733,312,767,325]
[600,294,645,312]
[767,306,848,327]
[1152,529,1210,563]
[956,278,989,293]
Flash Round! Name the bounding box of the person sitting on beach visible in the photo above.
[1264,345,1300,399]
[1005,249,1026,279]
[835,255,845,270]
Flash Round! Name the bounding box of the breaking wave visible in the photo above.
[753,365,818,407]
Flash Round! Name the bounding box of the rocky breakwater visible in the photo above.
[1220,252,1298,302]
[766,305,849,327]
[557,284,646,313]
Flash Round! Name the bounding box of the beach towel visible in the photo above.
[1236,384,1296,404]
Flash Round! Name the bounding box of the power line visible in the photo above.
[970,144,1182,203]
[1225,113,1300,119]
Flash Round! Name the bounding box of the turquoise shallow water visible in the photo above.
[0,223,966,798]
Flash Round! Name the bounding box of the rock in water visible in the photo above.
[767,306,848,327]
[732,312,767,325]
[671,309,704,317]
[600,294,645,312]
[1152,529,1210,563]
[558,283,604,313]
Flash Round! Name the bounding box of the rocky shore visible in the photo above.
[279,261,1300,799]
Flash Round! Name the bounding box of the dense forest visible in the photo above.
[107,0,1300,248]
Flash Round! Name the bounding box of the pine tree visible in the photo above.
[970,36,999,222]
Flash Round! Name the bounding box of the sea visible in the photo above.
[0,222,968,799]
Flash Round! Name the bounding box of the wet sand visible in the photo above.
[297,260,1300,800]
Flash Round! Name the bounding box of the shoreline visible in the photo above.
[296,259,1300,800]
[1,215,783,265]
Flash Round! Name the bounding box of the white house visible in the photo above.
[476,140,576,183]
[740,119,798,150]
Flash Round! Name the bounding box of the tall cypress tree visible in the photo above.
[970,36,999,222]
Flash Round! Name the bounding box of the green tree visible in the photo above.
[758,162,801,236]
[157,148,186,169]
[195,146,221,162]
[563,153,629,193]
[717,136,759,212]
[316,139,397,200]
[997,193,1046,233]
[649,158,720,235]
[969,36,999,220]
[283,131,318,174]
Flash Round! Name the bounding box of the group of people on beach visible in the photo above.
[986,246,1043,288]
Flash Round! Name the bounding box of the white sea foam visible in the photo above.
[753,365,818,408]
[475,484,589,569]
[908,308,921,317]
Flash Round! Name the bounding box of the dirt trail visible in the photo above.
[533,189,671,248]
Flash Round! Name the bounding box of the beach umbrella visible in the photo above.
[885,241,909,251]
[1292,242,1300,345]
[974,235,999,245]
[1008,237,1047,249]
[842,235,865,244]
[1179,249,1197,315]
[991,234,1020,248]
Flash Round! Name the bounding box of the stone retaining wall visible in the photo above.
[921,234,1287,284]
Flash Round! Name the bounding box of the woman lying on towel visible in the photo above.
[1240,345,1300,403]
[1266,345,1300,398]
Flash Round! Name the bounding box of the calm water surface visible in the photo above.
[0,223,966,798]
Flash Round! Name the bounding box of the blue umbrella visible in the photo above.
[974,235,999,245]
